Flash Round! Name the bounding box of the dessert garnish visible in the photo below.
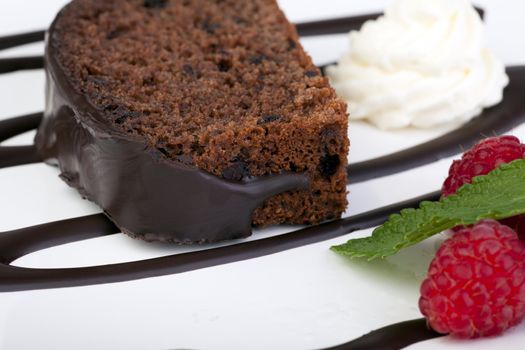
[419,219,525,338]
[335,137,525,339]
[332,156,525,259]
[326,0,508,129]
[442,136,525,196]
[442,135,525,235]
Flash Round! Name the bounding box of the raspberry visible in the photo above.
[442,136,525,236]
[419,220,525,338]
[442,136,525,197]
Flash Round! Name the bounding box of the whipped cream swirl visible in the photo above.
[327,0,509,129]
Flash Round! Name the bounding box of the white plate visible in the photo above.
[1,1,525,350]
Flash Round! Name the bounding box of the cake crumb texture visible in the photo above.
[52,0,349,225]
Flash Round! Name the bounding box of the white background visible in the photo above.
[1,1,525,350]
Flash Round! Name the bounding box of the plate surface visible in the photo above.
[1,1,525,349]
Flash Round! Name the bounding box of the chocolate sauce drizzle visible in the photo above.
[323,318,440,350]
[0,29,45,50]
[0,112,42,168]
[0,188,440,292]
[0,56,43,74]
[0,9,516,348]
[0,30,45,73]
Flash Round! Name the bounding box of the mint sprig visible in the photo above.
[332,159,525,260]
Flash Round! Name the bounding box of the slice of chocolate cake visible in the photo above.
[36,0,349,243]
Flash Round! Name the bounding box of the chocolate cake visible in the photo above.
[35,0,349,243]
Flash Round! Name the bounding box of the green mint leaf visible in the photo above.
[332,158,525,260]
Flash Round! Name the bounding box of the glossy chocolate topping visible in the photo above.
[35,13,310,244]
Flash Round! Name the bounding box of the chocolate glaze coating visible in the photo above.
[35,16,309,244]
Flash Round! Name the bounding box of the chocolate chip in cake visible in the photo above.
[144,0,168,9]
[257,114,281,124]
[318,153,340,179]
[233,16,248,25]
[222,160,250,181]
[157,147,170,156]
[175,154,194,165]
[217,59,232,72]
[249,54,267,65]
[320,125,339,146]
[182,64,195,77]
[157,142,184,157]
[105,105,141,125]
[191,141,204,155]
[239,147,250,158]
[179,102,190,116]
[86,75,107,86]
[142,75,155,86]
[305,70,319,77]
[106,28,127,40]
[202,21,221,34]
[287,39,297,51]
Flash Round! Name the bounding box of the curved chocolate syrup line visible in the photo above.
[0,30,45,50]
[0,112,42,168]
[0,190,441,292]
[295,7,483,37]
[323,319,441,350]
[296,12,400,37]
[0,112,42,142]
[0,56,43,74]
[0,145,39,168]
